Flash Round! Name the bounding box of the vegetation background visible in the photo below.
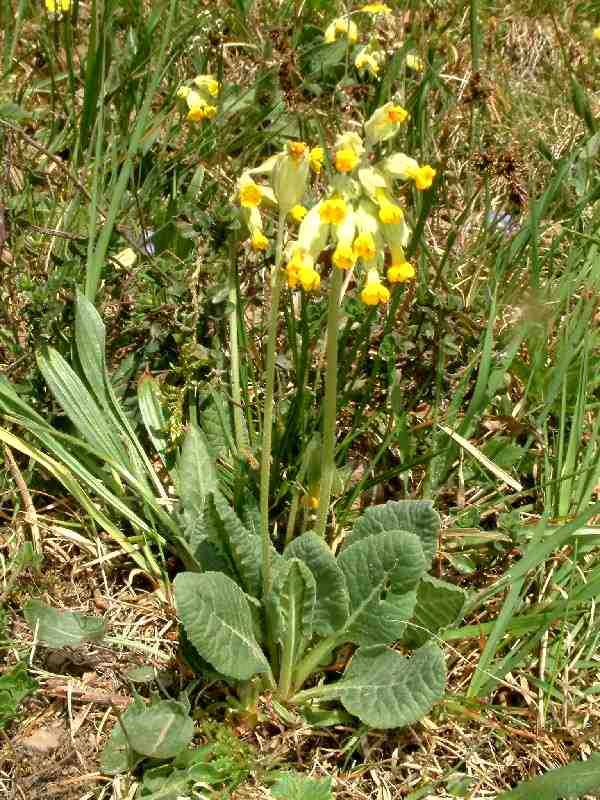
[2,0,600,797]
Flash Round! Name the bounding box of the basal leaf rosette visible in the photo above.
[282,102,436,305]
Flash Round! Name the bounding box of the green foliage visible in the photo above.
[23,599,106,647]
[496,753,600,799]
[175,498,454,729]
[0,662,38,730]
[270,771,332,800]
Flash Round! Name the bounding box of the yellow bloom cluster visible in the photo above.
[594,27,600,41]
[235,104,435,304]
[45,0,70,15]
[176,74,220,122]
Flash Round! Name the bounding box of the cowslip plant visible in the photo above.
[172,101,461,730]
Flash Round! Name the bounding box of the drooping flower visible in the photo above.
[594,26,600,41]
[193,75,220,97]
[331,204,357,269]
[238,174,263,208]
[309,146,325,174]
[271,141,311,212]
[297,203,330,258]
[178,77,220,123]
[387,261,415,283]
[354,231,376,261]
[364,101,409,144]
[406,53,424,72]
[413,164,436,190]
[187,104,217,121]
[324,17,358,44]
[354,41,386,77]
[375,188,403,224]
[319,195,347,225]
[360,3,392,13]
[286,250,320,291]
[335,147,360,173]
[251,229,269,251]
[332,242,357,270]
[361,269,390,305]
[290,204,308,223]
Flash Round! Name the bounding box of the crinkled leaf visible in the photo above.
[174,572,269,681]
[268,559,315,663]
[285,532,348,636]
[338,642,447,729]
[344,500,440,567]
[178,423,217,516]
[24,599,106,647]
[270,771,332,800]
[402,576,468,648]
[336,531,425,645]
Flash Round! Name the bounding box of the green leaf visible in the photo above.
[178,423,217,516]
[270,771,332,800]
[338,642,447,729]
[0,662,38,730]
[496,752,600,799]
[285,532,349,636]
[205,493,262,598]
[24,599,106,647]
[402,576,468,648]
[101,695,194,774]
[337,531,425,645]
[138,373,175,476]
[174,572,269,681]
[344,500,440,568]
[269,559,316,667]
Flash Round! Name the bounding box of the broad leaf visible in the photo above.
[178,423,217,517]
[285,532,348,636]
[174,572,269,680]
[496,752,600,799]
[0,662,38,730]
[338,642,447,729]
[268,559,316,665]
[337,531,425,645]
[101,695,194,774]
[204,493,262,598]
[402,576,467,647]
[344,500,440,567]
[24,599,106,647]
[270,771,332,800]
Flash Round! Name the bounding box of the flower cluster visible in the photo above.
[45,0,71,17]
[235,103,436,306]
[324,4,423,79]
[176,75,220,122]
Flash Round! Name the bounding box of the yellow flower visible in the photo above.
[309,146,325,174]
[286,251,320,291]
[406,53,424,72]
[325,17,358,44]
[45,0,70,13]
[361,269,390,305]
[375,189,403,224]
[387,261,415,283]
[364,102,409,144]
[239,177,263,208]
[193,75,220,97]
[332,242,357,270]
[353,231,376,261]
[287,140,309,161]
[290,205,308,222]
[251,230,269,251]
[354,43,385,77]
[308,494,320,510]
[360,3,392,13]
[413,164,436,190]
[176,86,191,100]
[187,104,217,121]
[319,195,347,225]
[335,147,360,173]
[594,27,600,41]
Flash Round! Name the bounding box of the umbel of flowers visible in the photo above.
[236,101,436,306]
[176,74,220,122]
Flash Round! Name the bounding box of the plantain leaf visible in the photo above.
[338,641,447,729]
[24,599,106,647]
[401,576,468,648]
[285,532,348,636]
[336,531,425,645]
[344,500,440,568]
[174,572,269,681]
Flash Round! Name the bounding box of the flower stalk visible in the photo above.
[315,267,344,539]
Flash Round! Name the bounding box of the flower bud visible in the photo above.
[364,102,409,145]
[272,141,310,213]
[297,203,330,258]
